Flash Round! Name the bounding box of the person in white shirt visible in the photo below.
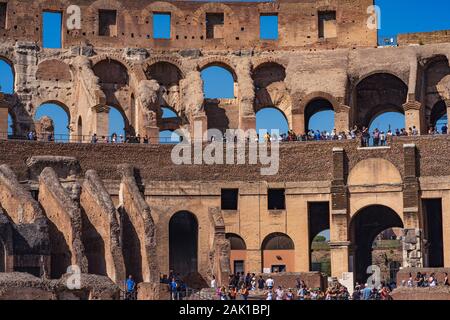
[210,275,216,289]
[266,276,274,289]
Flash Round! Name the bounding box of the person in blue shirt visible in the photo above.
[170,278,178,300]
[125,275,136,300]
[362,283,372,300]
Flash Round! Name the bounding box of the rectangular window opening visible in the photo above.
[259,13,278,40]
[0,2,7,29]
[268,188,285,210]
[422,199,444,267]
[221,188,238,210]
[99,9,117,37]
[153,12,171,39]
[318,11,337,39]
[42,11,62,49]
[206,12,224,39]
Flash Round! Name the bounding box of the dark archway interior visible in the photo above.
[308,202,330,271]
[350,205,403,283]
[226,233,246,250]
[422,199,444,267]
[93,60,129,87]
[304,99,334,132]
[146,62,182,87]
[252,62,286,90]
[169,211,198,276]
[355,73,408,128]
[261,233,294,250]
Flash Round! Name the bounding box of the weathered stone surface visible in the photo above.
[27,156,81,180]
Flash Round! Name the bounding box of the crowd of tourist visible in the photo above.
[20,123,449,147]
[209,272,394,300]
[403,272,450,287]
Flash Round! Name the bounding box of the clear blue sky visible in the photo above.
[2,0,450,140]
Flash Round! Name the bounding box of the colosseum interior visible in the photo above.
[0,0,450,300]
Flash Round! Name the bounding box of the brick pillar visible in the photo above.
[239,115,256,132]
[0,93,8,139]
[402,143,423,268]
[91,105,110,138]
[291,112,305,135]
[330,147,350,278]
[334,104,350,133]
[191,112,208,143]
[403,100,422,134]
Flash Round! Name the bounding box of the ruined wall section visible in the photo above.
[38,167,88,275]
[80,169,125,283]
[0,164,43,224]
[118,164,159,297]
[208,207,231,288]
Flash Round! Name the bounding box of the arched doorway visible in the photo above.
[226,233,246,274]
[108,106,126,139]
[369,111,405,141]
[305,99,335,134]
[349,205,404,284]
[256,107,289,141]
[169,211,198,276]
[261,232,294,273]
[308,202,331,276]
[429,100,447,133]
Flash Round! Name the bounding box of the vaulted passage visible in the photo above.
[122,209,143,282]
[169,211,198,276]
[81,210,106,276]
[48,219,71,279]
[349,205,403,283]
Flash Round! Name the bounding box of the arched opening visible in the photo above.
[305,99,335,134]
[34,102,70,142]
[92,60,129,88]
[159,107,182,143]
[349,205,404,284]
[169,211,198,277]
[256,107,288,141]
[308,202,331,276]
[252,62,286,90]
[108,106,126,140]
[368,111,405,141]
[201,65,235,99]
[226,233,247,274]
[146,62,182,87]
[429,100,447,133]
[0,58,14,94]
[261,232,294,273]
[0,238,5,272]
[354,73,407,130]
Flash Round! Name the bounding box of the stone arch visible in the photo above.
[192,2,237,25]
[91,54,146,82]
[429,100,447,128]
[145,61,183,87]
[36,59,72,82]
[143,56,185,78]
[141,1,184,24]
[252,57,287,71]
[92,58,130,87]
[261,232,294,273]
[169,211,199,276]
[349,205,404,283]
[252,61,286,89]
[33,100,70,120]
[298,92,340,115]
[226,233,246,250]
[198,57,237,81]
[226,233,247,274]
[348,158,402,187]
[352,72,408,128]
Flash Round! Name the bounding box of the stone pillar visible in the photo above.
[291,112,305,135]
[335,104,350,133]
[403,100,422,134]
[0,93,8,140]
[191,112,208,143]
[91,105,110,138]
[330,147,350,278]
[402,143,423,268]
[239,115,256,132]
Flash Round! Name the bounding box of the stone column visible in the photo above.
[330,147,350,278]
[91,105,110,138]
[403,100,422,134]
[402,143,423,268]
[335,104,350,133]
[0,93,8,139]
[291,111,305,135]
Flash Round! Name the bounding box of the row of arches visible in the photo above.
[167,206,410,284]
[2,54,450,141]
